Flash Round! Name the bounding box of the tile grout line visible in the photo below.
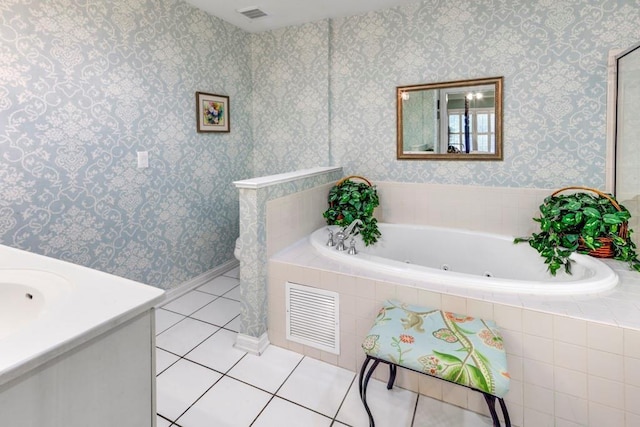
[158,276,242,425]
[157,302,240,339]
[170,374,226,425]
[256,355,342,424]
[331,374,358,427]
[158,293,222,318]
[410,394,420,427]
[248,394,277,426]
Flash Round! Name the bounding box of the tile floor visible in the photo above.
[155,267,495,427]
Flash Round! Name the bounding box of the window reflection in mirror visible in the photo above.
[397,77,503,160]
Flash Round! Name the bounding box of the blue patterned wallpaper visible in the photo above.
[250,21,331,176]
[330,0,640,187]
[2,0,640,291]
[0,0,253,289]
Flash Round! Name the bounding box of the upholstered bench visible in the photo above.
[359,300,511,427]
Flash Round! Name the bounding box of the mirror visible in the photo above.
[615,42,640,243]
[397,77,503,160]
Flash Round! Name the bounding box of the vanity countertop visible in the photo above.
[0,244,164,387]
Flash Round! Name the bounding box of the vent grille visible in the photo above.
[237,7,268,19]
[286,282,339,354]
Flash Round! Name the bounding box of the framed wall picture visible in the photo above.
[196,92,230,133]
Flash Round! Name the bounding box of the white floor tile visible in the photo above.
[154,271,497,427]
[156,348,180,375]
[191,297,241,327]
[224,315,240,332]
[197,275,240,296]
[155,309,186,335]
[223,285,241,301]
[156,415,172,427]
[336,377,417,427]
[253,397,333,427]
[228,345,303,393]
[156,317,219,356]
[161,290,218,316]
[223,266,240,278]
[156,359,221,421]
[177,376,271,427]
[277,357,355,418]
[413,395,494,427]
[185,328,247,373]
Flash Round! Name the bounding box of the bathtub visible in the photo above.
[310,223,618,295]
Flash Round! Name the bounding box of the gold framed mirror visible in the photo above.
[397,76,503,160]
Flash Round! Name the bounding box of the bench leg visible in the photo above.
[498,397,511,427]
[387,363,397,390]
[360,357,511,427]
[482,393,511,427]
[359,356,380,427]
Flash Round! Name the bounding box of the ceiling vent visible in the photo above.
[237,6,268,20]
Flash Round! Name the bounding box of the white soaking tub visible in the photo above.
[310,223,618,295]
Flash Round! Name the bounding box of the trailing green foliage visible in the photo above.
[515,191,640,275]
[322,179,381,246]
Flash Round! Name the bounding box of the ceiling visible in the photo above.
[182,0,418,33]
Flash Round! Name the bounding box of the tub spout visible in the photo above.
[342,219,362,238]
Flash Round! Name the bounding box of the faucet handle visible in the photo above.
[326,229,335,246]
[335,231,347,251]
[347,238,357,255]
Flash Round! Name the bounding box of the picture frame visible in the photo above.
[196,92,230,133]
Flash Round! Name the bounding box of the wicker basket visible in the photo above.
[335,175,373,187]
[551,186,628,258]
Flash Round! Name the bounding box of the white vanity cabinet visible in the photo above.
[0,310,158,427]
[0,244,164,426]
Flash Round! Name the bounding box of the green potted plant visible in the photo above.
[322,176,381,246]
[515,186,640,275]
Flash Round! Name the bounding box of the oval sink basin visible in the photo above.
[0,270,72,340]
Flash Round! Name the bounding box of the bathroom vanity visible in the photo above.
[0,244,164,427]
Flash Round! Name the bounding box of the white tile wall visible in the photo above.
[266,183,332,258]
[375,182,551,236]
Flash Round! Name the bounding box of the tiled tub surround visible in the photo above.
[262,181,640,427]
[269,247,640,427]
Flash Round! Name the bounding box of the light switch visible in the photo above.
[137,151,149,169]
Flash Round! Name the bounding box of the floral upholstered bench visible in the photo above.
[359,300,511,427]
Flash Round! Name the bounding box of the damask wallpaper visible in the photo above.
[250,21,331,176]
[0,0,253,289]
[330,0,640,187]
[2,0,640,292]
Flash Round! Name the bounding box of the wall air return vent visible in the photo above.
[285,282,339,354]
[237,6,268,19]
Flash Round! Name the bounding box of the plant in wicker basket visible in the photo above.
[515,186,640,275]
[322,176,381,246]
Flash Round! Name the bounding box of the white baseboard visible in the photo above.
[157,259,239,307]
[234,332,270,355]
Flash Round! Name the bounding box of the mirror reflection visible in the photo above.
[397,77,503,160]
